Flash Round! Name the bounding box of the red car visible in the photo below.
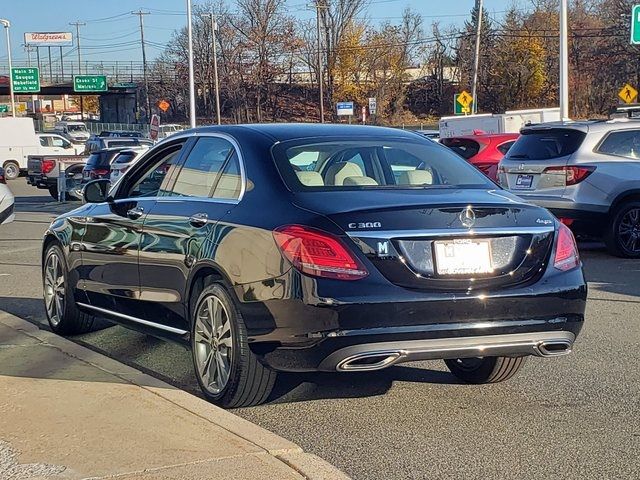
[440,133,519,181]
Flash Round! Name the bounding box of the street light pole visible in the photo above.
[132,10,151,121]
[186,0,196,128]
[309,1,325,123]
[1,19,15,117]
[559,0,569,120]
[471,0,483,115]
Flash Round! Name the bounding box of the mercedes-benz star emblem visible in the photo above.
[459,207,476,228]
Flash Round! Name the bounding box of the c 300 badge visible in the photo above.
[459,207,476,228]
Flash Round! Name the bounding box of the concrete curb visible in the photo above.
[0,311,350,480]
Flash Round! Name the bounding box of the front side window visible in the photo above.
[127,147,182,198]
[170,137,238,198]
[596,130,640,159]
[39,137,49,147]
[51,137,65,148]
[274,138,493,190]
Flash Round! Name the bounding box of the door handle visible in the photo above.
[189,212,209,227]
[126,206,144,220]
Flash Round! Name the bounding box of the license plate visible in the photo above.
[514,174,533,189]
[434,239,493,275]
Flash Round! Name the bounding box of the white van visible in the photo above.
[0,118,82,180]
[54,121,91,143]
[439,108,561,138]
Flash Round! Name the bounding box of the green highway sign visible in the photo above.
[73,75,108,92]
[0,105,8,113]
[454,94,473,115]
[11,67,40,93]
[632,5,640,45]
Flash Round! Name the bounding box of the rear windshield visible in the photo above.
[273,138,494,191]
[506,129,585,160]
[112,152,137,164]
[440,138,481,159]
[86,153,107,167]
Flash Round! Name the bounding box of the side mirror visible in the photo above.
[83,179,111,204]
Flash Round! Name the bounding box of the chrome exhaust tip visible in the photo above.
[536,340,573,357]
[336,351,403,371]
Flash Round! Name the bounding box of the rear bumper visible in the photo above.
[26,174,54,189]
[239,267,587,372]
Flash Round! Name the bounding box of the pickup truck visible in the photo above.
[27,154,87,200]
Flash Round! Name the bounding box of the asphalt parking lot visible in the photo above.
[1,179,639,480]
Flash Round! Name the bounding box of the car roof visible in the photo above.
[190,123,423,142]
[521,118,640,134]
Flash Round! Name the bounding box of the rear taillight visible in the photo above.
[543,166,595,186]
[273,225,368,280]
[90,169,110,179]
[42,158,56,175]
[0,169,5,184]
[554,222,580,271]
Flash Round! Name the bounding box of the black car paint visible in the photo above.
[43,124,587,371]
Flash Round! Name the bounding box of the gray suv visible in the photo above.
[498,119,640,258]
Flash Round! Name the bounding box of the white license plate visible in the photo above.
[434,239,493,275]
[514,174,533,189]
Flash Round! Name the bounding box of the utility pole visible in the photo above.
[203,11,221,125]
[70,21,86,120]
[309,1,326,123]
[471,0,483,114]
[559,0,569,120]
[186,0,196,128]
[132,10,151,121]
[69,21,85,74]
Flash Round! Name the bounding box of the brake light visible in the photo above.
[554,222,580,271]
[90,168,110,179]
[273,225,368,280]
[543,166,595,185]
[42,158,56,175]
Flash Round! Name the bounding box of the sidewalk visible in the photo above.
[0,311,349,480]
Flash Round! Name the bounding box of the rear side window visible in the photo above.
[440,138,481,159]
[171,136,241,199]
[506,129,585,160]
[596,130,640,159]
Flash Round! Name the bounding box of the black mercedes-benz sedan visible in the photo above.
[41,124,586,408]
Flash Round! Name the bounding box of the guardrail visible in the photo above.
[35,120,150,135]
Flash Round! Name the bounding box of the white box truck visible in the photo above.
[439,108,561,139]
[0,117,83,180]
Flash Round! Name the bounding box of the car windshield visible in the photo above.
[506,129,585,160]
[274,138,494,191]
[68,125,87,132]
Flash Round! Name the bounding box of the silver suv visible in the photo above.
[498,119,640,258]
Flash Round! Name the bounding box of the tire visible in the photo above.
[604,201,640,258]
[444,356,526,384]
[3,161,20,180]
[43,244,96,335]
[48,186,59,200]
[191,282,276,408]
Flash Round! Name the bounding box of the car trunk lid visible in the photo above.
[292,189,556,292]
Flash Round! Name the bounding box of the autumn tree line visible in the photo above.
[148,0,640,124]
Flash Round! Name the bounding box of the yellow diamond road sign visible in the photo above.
[457,91,473,109]
[619,83,638,104]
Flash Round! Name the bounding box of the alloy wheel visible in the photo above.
[194,295,233,394]
[3,163,18,180]
[44,252,65,326]
[618,207,640,254]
